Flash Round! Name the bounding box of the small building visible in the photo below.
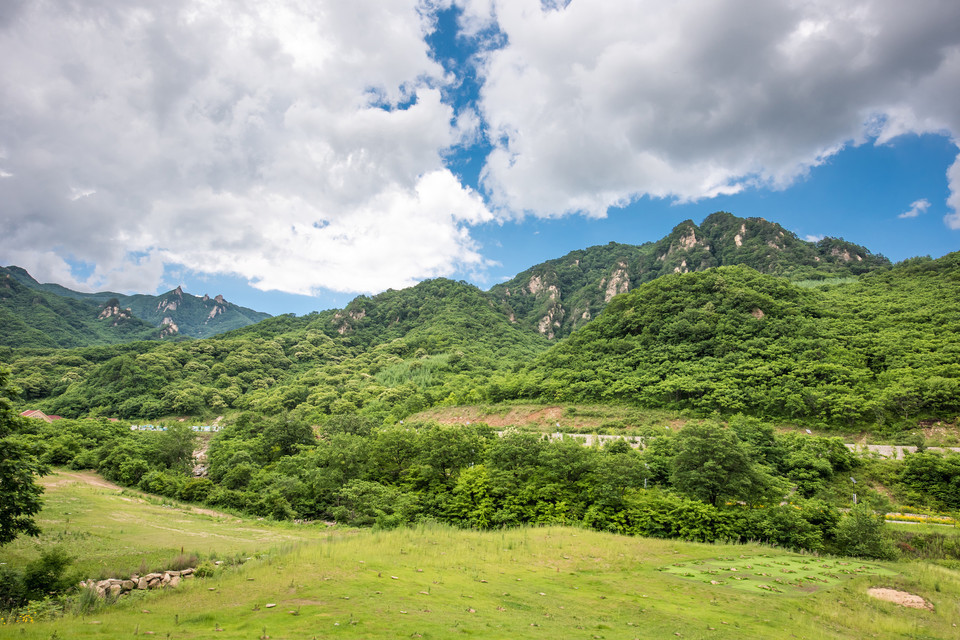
[19,410,62,423]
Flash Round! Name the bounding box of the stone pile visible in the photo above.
[80,568,195,598]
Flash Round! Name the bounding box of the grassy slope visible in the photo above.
[3,472,960,638]
[0,470,331,577]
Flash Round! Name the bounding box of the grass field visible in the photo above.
[2,471,960,638]
[0,470,333,577]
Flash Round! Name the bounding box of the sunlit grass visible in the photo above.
[4,471,960,639]
[0,470,334,577]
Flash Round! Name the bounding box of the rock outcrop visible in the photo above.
[80,568,195,598]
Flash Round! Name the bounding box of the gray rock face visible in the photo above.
[80,567,197,599]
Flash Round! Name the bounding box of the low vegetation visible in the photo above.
[3,475,960,638]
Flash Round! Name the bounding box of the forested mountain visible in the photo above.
[0,268,160,348]
[490,211,889,339]
[5,279,549,420]
[3,212,954,433]
[487,253,959,429]
[4,253,957,431]
[2,213,884,347]
[2,266,270,340]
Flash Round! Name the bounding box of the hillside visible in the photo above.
[490,211,889,339]
[2,266,270,339]
[0,268,160,348]
[491,253,959,428]
[6,278,549,419]
[5,251,956,430]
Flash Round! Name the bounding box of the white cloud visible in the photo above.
[4,0,960,300]
[804,234,825,242]
[947,156,960,229]
[0,0,491,295]
[472,0,960,223]
[898,198,931,219]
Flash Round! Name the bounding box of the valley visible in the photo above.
[1,212,959,636]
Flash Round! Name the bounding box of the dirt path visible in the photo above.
[41,469,124,490]
[41,469,235,519]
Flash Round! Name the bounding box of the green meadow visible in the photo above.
[2,471,960,638]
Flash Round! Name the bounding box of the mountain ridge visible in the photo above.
[2,267,271,341]
[490,211,890,339]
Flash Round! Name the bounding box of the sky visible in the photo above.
[1,0,959,317]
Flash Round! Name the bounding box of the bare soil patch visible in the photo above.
[42,469,124,490]
[867,588,933,610]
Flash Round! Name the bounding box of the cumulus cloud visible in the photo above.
[0,0,489,294]
[468,0,960,221]
[947,157,960,229]
[4,0,960,299]
[899,198,931,219]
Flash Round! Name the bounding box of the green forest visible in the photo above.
[4,252,958,432]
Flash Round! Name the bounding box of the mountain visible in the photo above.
[490,211,890,339]
[495,251,959,427]
[2,267,271,340]
[13,278,549,419]
[115,286,271,338]
[0,267,160,348]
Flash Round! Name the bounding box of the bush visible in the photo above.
[832,504,898,560]
[138,470,184,497]
[0,566,26,611]
[22,547,75,601]
[179,478,215,503]
[733,504,824,551]
[193,560,217,578]
[166,553,199,572]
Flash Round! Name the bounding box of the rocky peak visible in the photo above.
[98,298,135,326]
[160,316,179,337]
[157,286,185,313]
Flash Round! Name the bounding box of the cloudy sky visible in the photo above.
[2,0,959,315]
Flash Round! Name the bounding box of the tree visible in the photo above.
[670,422,779,507]
[833,504,897,560]
[0,367,48,545]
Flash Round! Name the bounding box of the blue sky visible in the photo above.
[2,1,959,317]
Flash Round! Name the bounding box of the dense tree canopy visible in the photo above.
[490,255,960,428]
[0,368,47,545]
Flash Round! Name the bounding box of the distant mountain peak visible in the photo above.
[490,211,890,340]
[1,266,270,342]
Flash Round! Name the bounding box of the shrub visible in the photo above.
[832,504,898,560]
[0,566,26,611]
[22,547,75,601]
[193,560,217,578]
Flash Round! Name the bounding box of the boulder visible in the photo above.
[84,567,197,598]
